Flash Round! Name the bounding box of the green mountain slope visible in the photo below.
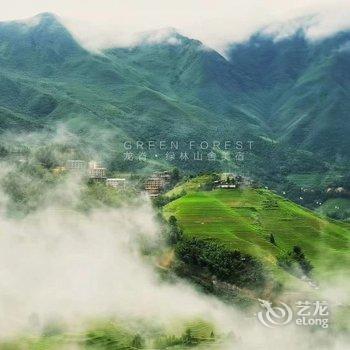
[163,183,350,282]
[227,31,350,159]
[0,13,349,181]
[0,15,263,133]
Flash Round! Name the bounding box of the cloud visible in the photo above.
[0,151,240,339]
[0,136,349,348]
[0,1,350,52]
[0,172,235,337]
[0,175,348,349]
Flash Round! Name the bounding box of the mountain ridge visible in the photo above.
[0,12,349,173]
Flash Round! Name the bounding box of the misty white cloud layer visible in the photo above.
[0,129,348,348]
[0,191,234,337]
[0,156,348,348]
[0,184,348,349]
[0,0,350,52]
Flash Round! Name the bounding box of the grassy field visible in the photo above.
[163,186,350,282]
[165,174,217,198]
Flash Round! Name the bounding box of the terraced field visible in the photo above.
[164,187,350,280]
[0,321,219,350]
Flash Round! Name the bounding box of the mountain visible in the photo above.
[0,13,349,179]
[0,13,268,155]
[0,13,84,74]
[227,30,350,159]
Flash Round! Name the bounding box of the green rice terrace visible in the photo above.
[163,177,350,286]
[0,320,225,350]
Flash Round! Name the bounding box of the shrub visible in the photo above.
[167,216,183,245]
[269,233,276,245]
[277,246,313,277]
[175,238,266,289]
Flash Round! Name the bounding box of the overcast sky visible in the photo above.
[1,0,350,51]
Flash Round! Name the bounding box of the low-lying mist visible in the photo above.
[0,169,238,338]
[0,136,348,349]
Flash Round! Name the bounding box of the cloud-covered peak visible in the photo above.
[33,12,58,21]
[5,12,61,29]
[1,1,349,55]
[136,27,183,45]
[258,15,314,42]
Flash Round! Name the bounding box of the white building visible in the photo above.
[106,178,126,189]
[89,167,106,179]
[88,161,107,180]
[89,161,103,169]
[67,160,86,171]
[217,184,237,189]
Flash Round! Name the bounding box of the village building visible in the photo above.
[89,161,103,169]
[88,161,107,181]
[215,173,252,189]
[155,171,172,182]
[106,178,126,189]
[89,167,106,179]
[67,160,86,171]
[145,177,166,197]
[66,159,108,182]
[221,172,235,181]
[215,182,237,189]
[144,171,172,197]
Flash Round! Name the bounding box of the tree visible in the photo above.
[168,216,183,245]
[292,245,303,257]
[292,246,313,275]
[169,215,178,226]
[299,258,313,276]
[131,334,144,349]
[172,167,180,182]
[175,238,266,288]
[0,145,9,158]
[182,329,196,345]
[278,246,313,277]
[269,233,276,246]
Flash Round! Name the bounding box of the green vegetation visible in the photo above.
[166,215,184,245]
[0,320,219,350]
[0,161,138,216]
[0,14,349,185]
[316,198,350,221]
[85,324,144,349]
[1,161,63,216]
[176,237,266,289]
[163,186,350,283]
[165,175,218,198]
[0,13,350,346]
[286,172,343,189]
[277,245,313,277]
[78,182,138,212]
